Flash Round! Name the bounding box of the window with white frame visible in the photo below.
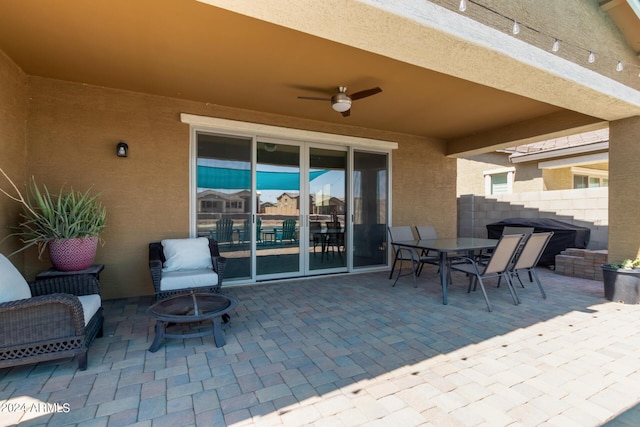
[571,166,608,189]
[483,167,515,195]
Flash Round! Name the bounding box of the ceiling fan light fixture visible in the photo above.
[331,93,351,112]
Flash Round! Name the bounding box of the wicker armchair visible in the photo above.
[149,238,227,300]
[0,274,104,371]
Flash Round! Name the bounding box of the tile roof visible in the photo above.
[506,128,609,156]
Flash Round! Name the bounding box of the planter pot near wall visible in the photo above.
[602,264,640,304]
[48,237,98,271]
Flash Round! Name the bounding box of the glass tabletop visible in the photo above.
[393,237,498,252]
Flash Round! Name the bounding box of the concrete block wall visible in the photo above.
[458,187,608,250]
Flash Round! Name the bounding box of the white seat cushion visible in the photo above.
[0,254,32,303]
[76,294,101,326]
[161,238,212,272]
[160,269,219,291]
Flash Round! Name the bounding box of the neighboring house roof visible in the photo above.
[277,192,299,200]
[503,129,609,163]
[197,189,245,201]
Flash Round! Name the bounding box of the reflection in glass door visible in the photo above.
[194,130,390,282]
[353,151,388,268]
[256,142,301,278]
[196,133,252,281]
[309,147,347,272]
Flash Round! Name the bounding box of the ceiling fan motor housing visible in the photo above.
[331,92,352,112]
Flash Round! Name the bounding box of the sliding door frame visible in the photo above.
[185,114,396,285]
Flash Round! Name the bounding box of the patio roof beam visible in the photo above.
[445,110,608,157]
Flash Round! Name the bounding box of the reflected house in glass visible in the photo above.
[197,190,247,215]
[259,202,275,214]
[264,192,300,215]
[311,195,345,216]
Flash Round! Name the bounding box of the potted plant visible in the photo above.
[0,168,106,271]
[602,258,640,304]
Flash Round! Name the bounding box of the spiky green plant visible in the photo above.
[0,168,106,258]
[615,258,640,269]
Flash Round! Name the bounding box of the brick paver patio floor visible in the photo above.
[1,267,640,426]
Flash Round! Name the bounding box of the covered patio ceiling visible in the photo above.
[0,0,639,156]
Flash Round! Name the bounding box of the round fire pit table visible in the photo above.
[146,291,237,352]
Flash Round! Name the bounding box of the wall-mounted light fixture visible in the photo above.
[116,141,128,158]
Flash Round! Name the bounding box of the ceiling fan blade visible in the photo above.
[298,96,331,101]
[341,109,351,117]
[287,84,335,94]
[350,86,382,101]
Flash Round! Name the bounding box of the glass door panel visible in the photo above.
[196,133,252,280]
[256,142,301,277]
[353,151,388,268]
[309,147,347,272]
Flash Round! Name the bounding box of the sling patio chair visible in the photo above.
[449,233,524,312]
[387,226,439,286]
[415,224,464,260]
[479,225,535,265]
[415,224,458,277]
[509,231,554,298]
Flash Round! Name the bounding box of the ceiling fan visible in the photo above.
[298,86,382,117]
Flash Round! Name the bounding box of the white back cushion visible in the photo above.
[0,254,32,303]
[161,238,213,272]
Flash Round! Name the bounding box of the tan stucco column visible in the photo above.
[608,116,640,262]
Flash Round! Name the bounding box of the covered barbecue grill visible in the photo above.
[486,218,590,266]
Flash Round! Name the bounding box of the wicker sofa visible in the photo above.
[149,237,227,300]
[0,255,104,371]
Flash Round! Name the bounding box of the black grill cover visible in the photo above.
[486,218,590,266]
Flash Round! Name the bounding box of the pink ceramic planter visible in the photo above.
[48,237,98,271]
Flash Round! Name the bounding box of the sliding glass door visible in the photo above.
[194,129,390,283]
[256,141,301,278]
[196,133,252,281]
[308,146,347,273]
[353,151,388,268]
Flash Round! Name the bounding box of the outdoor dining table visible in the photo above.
[392,237,498,305]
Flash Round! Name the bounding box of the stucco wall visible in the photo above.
[392,134,457,238]
[19,76,456,299]
[0,49,28,268]
[543,168,572,191]
[457,153,544,196]
[609,116,640,262]
[459,152,610,194]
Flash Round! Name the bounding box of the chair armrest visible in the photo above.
[451,255,476,264]
[149,242,163,262]
[149,259,163,293]
[0,294,86,346]
[29,275,101,297]
[212,256,227,286]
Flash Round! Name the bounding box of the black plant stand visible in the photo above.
[36,264,105,281]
